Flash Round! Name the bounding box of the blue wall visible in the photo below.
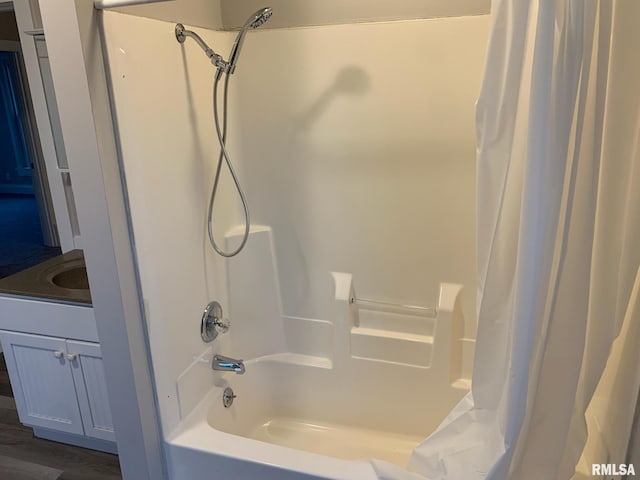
[0,51,33,194]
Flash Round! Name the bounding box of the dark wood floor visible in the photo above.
[0,353,123,480]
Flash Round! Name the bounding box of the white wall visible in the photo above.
[102,12,237,433]
[102,11,489,435]
[232,17,488,334]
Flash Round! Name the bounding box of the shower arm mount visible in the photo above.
[175,23,229,72]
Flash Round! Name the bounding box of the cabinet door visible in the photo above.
[0,331,84,435]
[66,340,115,442]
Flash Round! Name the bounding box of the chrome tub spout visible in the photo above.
[212,354,245,374]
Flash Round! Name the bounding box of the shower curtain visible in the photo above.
[363,1,640,479]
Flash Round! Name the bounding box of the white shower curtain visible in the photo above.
[363,1,640,479]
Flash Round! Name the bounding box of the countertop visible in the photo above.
[0,250,92,305]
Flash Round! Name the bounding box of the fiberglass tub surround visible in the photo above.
[169,227,468,476]
[101,7,488,480]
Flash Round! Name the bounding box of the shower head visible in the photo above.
[227,7,272,74]
[245,7,273,29]
[175,8,272,75]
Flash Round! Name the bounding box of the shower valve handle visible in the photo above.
[212,316,230,333]
[201,301,230,342]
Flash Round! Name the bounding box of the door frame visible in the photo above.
[2,0,81,251]
[36,1,166,479]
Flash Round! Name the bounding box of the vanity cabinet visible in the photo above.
[0,330,115,444]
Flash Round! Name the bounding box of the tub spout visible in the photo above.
[212,354,245,374]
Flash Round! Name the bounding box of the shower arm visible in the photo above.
[175,23,229,71]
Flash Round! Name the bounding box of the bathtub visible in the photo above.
[166,270,469,479]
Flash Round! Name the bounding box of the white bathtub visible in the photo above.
[166,272,469,479]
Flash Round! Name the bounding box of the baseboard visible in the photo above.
[32,427,118,455]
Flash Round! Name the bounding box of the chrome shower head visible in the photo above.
[246,7,273,29]
[227,7,272,74]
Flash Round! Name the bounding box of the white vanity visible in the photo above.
[0,251,116,453]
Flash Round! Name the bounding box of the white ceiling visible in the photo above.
[220,0,491,30]
[109,0,490,31]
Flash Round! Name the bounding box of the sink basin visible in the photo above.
[43,258,90,292]
[51,266,90,290]
[0,250,92,305]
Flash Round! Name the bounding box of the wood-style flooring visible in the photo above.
[0,353,123,480]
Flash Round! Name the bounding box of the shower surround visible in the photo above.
[167,235,467,478]
[101,9,489,478]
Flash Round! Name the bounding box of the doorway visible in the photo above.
[0,9,59,278]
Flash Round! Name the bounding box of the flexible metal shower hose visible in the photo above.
[207,71,251,257]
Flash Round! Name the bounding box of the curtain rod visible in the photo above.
[94,0,173,9]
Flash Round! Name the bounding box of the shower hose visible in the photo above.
[207,69,250,257]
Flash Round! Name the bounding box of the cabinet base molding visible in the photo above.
[33,427,118,455]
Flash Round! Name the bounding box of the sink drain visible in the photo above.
[222,387,236,408]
